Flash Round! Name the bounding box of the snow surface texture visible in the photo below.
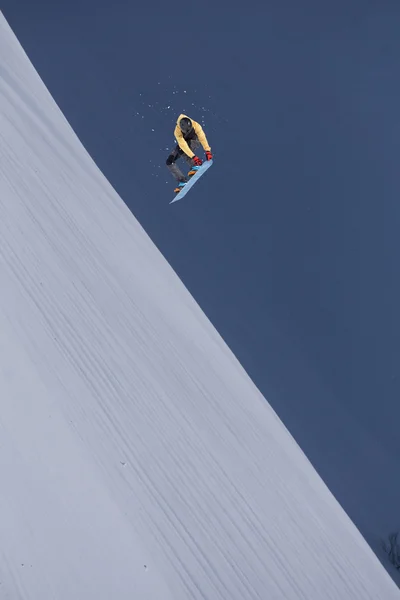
[0,13,398,600]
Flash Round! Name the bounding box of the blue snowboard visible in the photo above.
[170,160,213,204]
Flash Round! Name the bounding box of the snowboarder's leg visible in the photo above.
[166,146,188,183]
[185,138,201,177]
[167,138,202,193]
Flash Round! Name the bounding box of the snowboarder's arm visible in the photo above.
[193,122,211,152]
[174,125,195,158]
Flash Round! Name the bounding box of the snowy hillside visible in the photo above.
[0,12,399,600]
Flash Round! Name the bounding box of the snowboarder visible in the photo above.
[166,114,213,194]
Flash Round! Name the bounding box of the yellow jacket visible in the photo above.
[174,113,211,158]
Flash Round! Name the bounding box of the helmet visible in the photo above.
[179,117,193,134]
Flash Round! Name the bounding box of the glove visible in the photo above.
[205,150,213,161]
[193,156,203,166]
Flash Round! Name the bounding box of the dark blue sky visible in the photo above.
[3,0,400,572]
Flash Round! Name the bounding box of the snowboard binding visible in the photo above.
[174,181,186,195]
[187,165,201,178]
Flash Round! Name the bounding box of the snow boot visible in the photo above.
[187,165,201,178]
[174,181,186,195]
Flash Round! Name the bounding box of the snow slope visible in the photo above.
[0,13,398,600]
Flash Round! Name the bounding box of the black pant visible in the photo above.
[166,136,200,182]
